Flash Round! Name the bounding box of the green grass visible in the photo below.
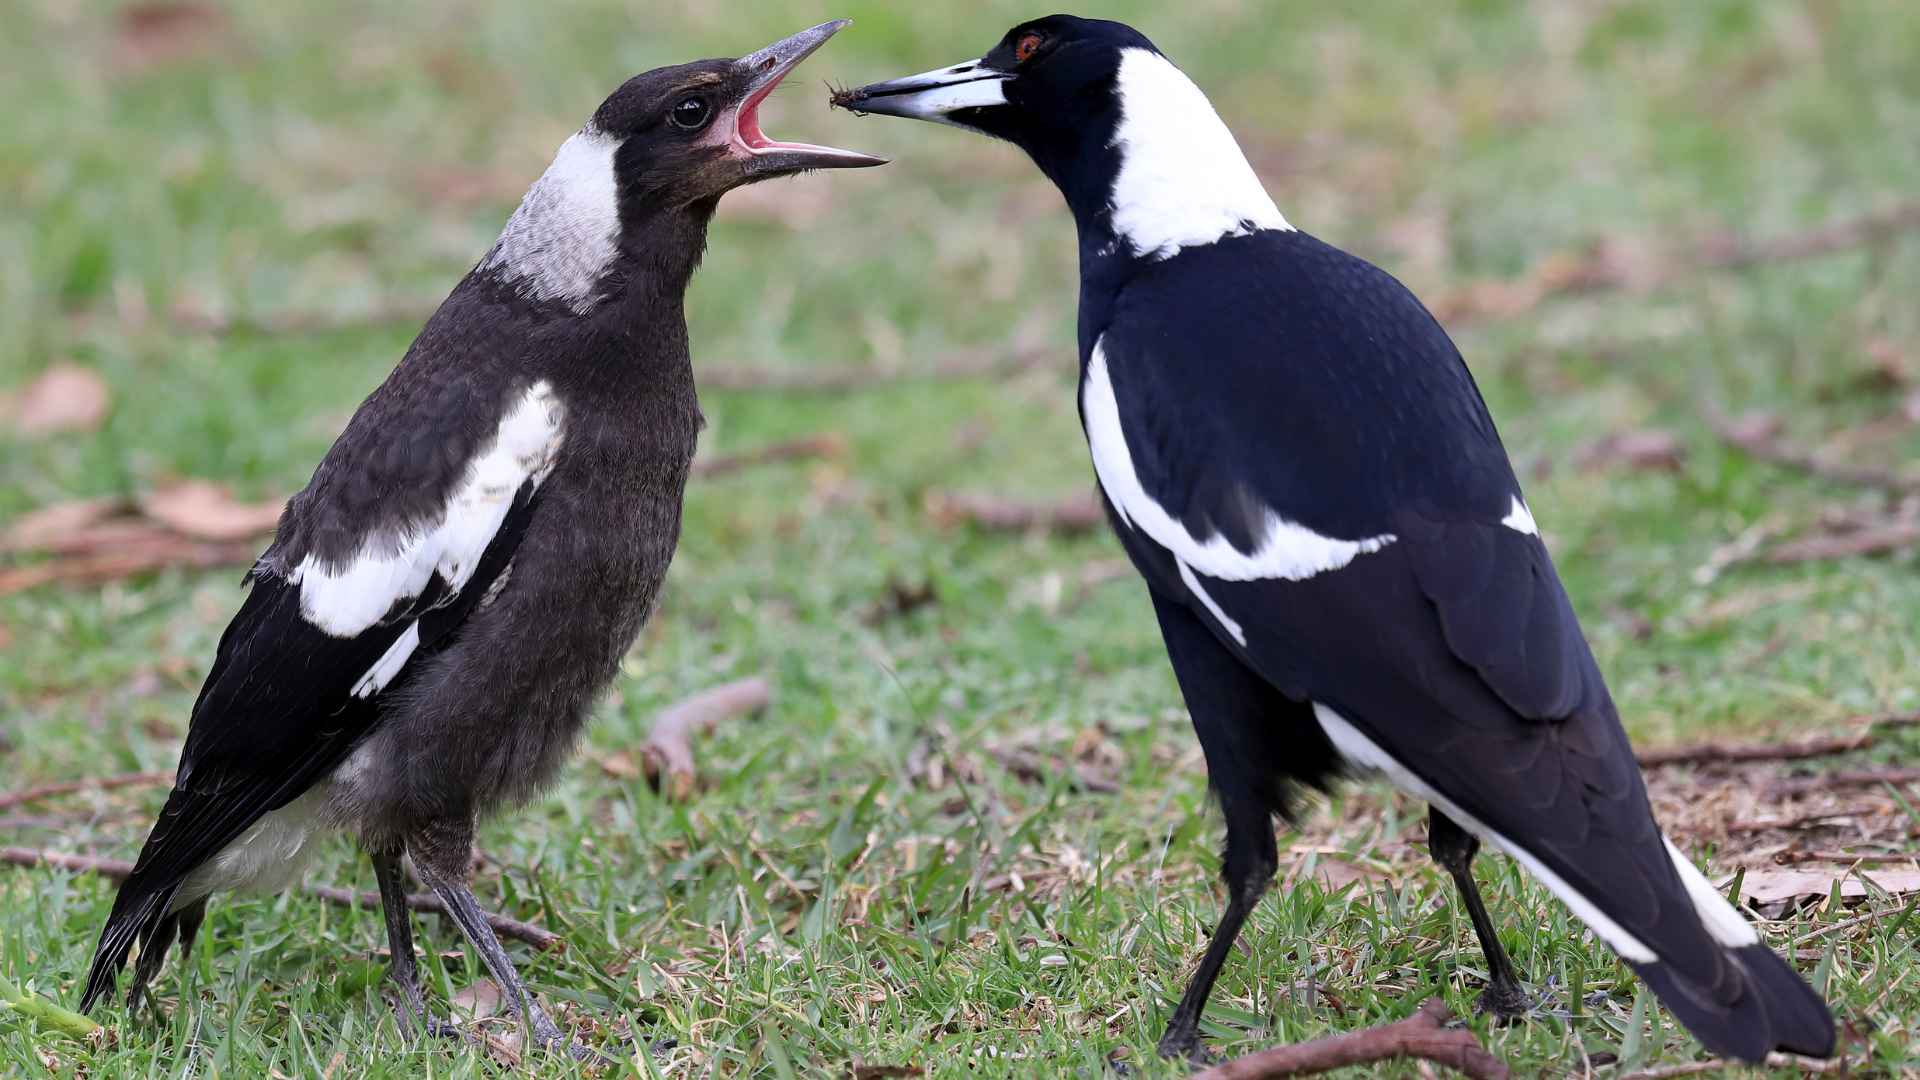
[5,0,1920,1075]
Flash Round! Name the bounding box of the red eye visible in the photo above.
[1016,33,1042,62]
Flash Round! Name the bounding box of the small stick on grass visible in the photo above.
[1635,710,1920,768]
[2,848,559,951]
[0,771,176,812]
[638,677,772,799]
[1185,997,1508,1080]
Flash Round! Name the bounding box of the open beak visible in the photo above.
[829,59,1012,130]
[720,21,887,174]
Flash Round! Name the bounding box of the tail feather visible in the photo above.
[1631,943,1834,1062]
[80,881,181,1012]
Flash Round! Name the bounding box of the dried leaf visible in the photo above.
[141,480,283,541]
[111,2,233,68]
[0,497,125,553]
[600,748,640,780]
[1719,869,1920,905]
[3,364,111,437]
[449,978,503,1022]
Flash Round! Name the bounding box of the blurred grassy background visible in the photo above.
[3,0,1920,1076]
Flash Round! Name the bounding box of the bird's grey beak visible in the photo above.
[720,20,887,173]
[830,59,1012,129]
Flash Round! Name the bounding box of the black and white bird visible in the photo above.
[837,16,1834,1065]
[81,22,880,1057]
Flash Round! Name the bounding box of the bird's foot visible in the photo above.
[389,995,479,1046]
[1155,1028,1218,1071]
[1474,979,1534,1025]
[525,1012,619,1067]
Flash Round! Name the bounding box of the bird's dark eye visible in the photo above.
[671,97,710,129]
[1016,33,1043,63]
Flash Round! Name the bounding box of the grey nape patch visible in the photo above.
[480,126,623,314]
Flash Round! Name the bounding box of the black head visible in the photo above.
[832,16,1287,264]
[479,22,883,314]
[593,20,885,214]
[831,17,1149,189]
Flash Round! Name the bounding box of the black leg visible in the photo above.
[1149,591,1326,1065]
[1427,808,1530,1020]
[411,852,610,1063]
[1157,791,1277,1065]
[371,848,467,1041]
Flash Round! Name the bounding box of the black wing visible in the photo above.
[1093,229,1832,1059]
[80,478,540,1010]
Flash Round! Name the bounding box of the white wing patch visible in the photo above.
[1107,48,1292,262]
[292,380,566,694]
[1501,495,1539,536]
[479,126,622,315]
[1313,704,1660,964]
[1663,837,1760,947]
[1082,341,1393,643]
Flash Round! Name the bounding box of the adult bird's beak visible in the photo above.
[714,21,887,174]
[829,59,1012,129]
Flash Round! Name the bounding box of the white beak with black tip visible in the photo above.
[717,20,888,173]
[830,60,1011,127]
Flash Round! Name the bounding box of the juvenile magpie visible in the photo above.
[837,16,1834,1065]
[81,22,880,1057]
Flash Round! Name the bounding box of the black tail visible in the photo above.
[1630,942,1835,1062]
[80,880,185,1012]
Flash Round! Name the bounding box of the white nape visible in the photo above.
[1083,340,1394,598]
[480,126,622,315]
[293,381,566,641]
[1663,837,1760,947]
[172,784,329,911]
[1107,48,1292,261]
[1313,704,1659,963]
[1501,495,1540,536]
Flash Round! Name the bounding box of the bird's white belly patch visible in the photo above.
[172,784,329,911]
[1312,704,1658,963]
[1081,340,1394,643]
[291,380,564,644]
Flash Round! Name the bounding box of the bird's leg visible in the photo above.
[1427,808,1530,1020]
[410,852,610,1064]
[371,848,466,1041]
[1157,794,1278,1066]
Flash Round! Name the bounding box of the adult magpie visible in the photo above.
[80,22,880,1057]
[836,16,1834,1065]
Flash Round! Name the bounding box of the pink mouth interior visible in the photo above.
[736,66,795,151]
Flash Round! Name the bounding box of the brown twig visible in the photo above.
[2,847,560,951]
[1768,768,1920,797]
[1635,734,1874,767]
[1616,1051,1854,1080]
[0,771,176,812]
[1770,525,1920,563]
[1772,850,1920,866]
[1697,203,1920,269]
[1708,411,1910,489]
[302,885,561,951]
[691,433,845,479]
[923,489,1105,534]
[638,677,772,799]
[1634,711,1920,767]
[1186,997,1508,1080]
